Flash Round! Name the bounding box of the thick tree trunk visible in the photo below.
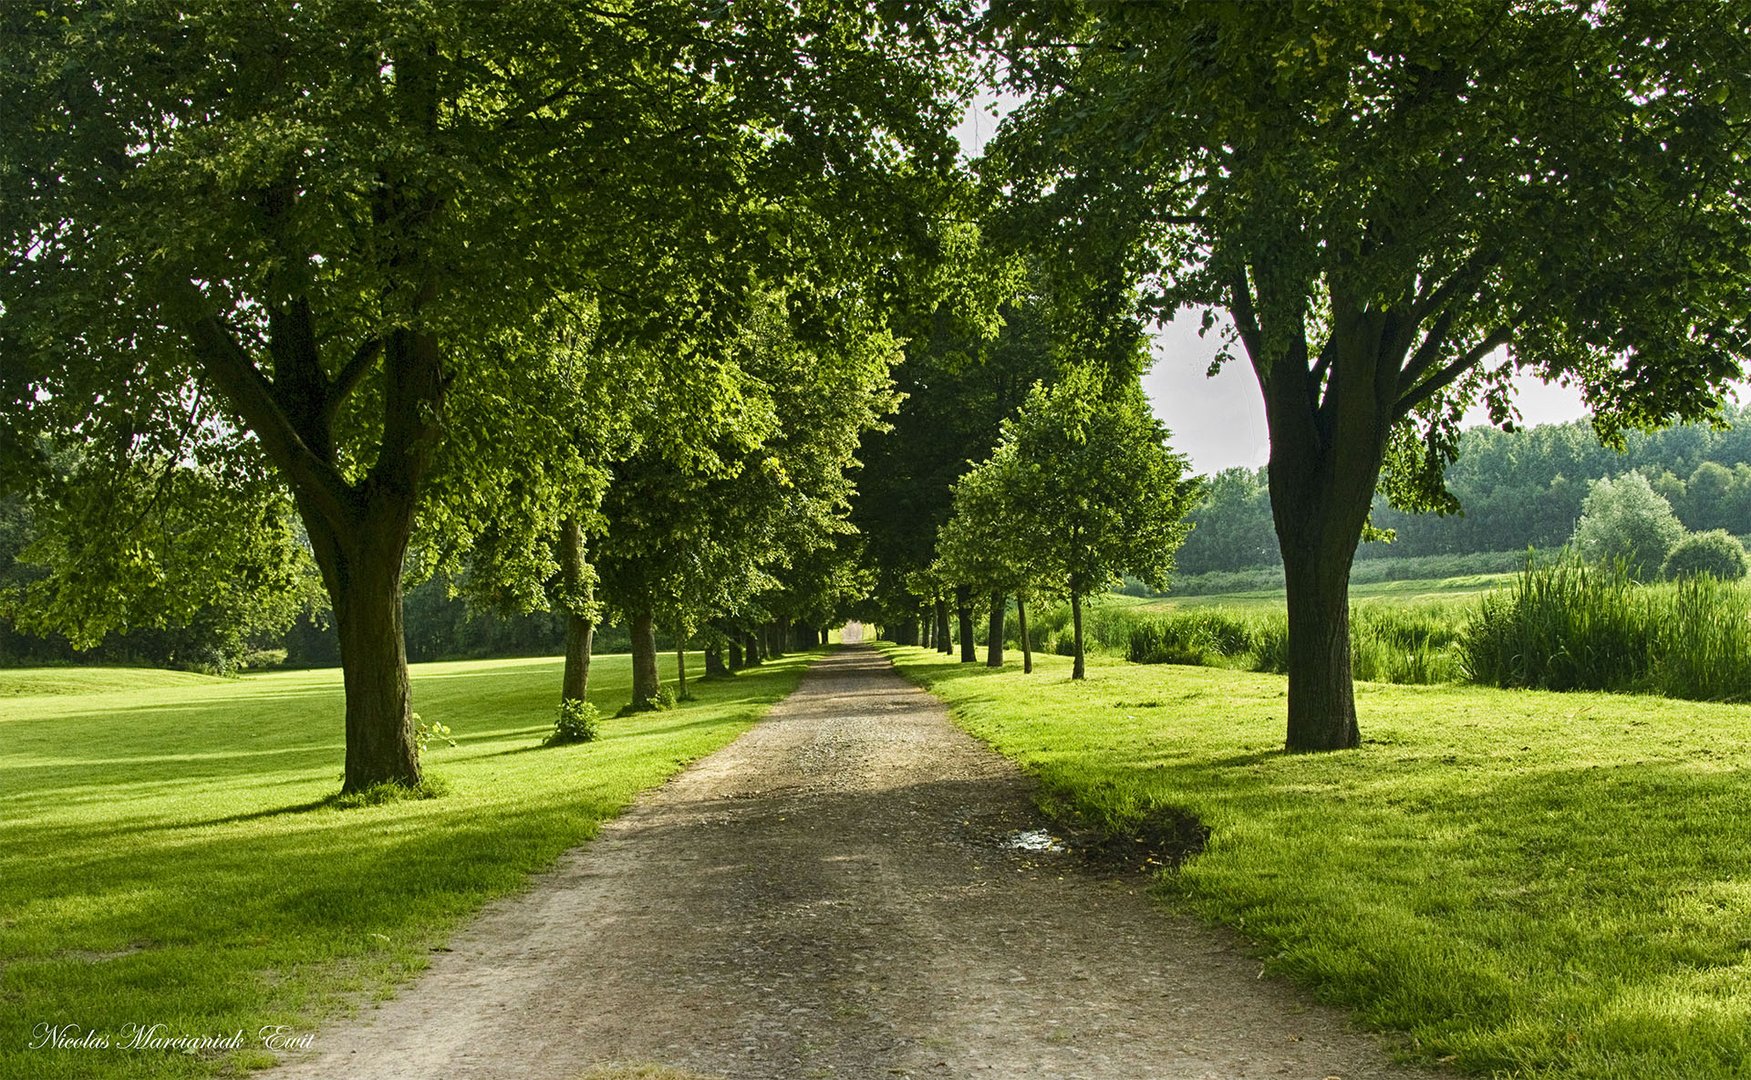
[955,585,976,663]
[746,631,764,664]
[179,297,444,795]
[1070,587,1086,680]
[728,638,745,669]
[325,529,421,792]
[557,516,594,705]
[986,592,1005,668]
[1281,542,1359,750]
[705,640,728,677]
[934,601,951,655]
[1017,594,1032,674]
[1252,301,1396,751]
[629,609,662,709]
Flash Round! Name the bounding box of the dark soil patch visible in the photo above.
[1066,806,1212,875]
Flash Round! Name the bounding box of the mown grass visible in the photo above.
[885,644,1751,1080]
[0,650,816,1080]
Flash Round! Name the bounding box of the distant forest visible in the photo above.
[1178,405,1751,576]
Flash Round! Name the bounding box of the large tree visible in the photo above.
[2,2,969,791]
[988,0,1751,747]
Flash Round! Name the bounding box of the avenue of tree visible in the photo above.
[4,0,1749,790]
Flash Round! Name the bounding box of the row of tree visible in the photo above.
[1,2,986,792]
[7,1,1751,773]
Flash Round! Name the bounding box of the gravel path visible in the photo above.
[270,646,1431,1080]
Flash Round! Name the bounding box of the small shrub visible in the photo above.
[412,712,455,754]
[1662,530,1749,580]
[547,699,601,745]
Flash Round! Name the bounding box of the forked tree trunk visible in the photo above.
[1070,587,1086,680]
[1255,304,1394,751]
[1017,594,1032,674]
[629,609,662,709]
[181,306,442,795]
[955,585,976,663]
[557,516,594,705]
[986,592,1005,668]
[934,601,951,655]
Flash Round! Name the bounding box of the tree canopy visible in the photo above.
[985,0,1751,747]
[1,0,974,791]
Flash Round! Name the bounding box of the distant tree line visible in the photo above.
[1177,407,1751,578]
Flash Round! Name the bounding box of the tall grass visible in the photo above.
[1460,560,1751,701]
[1124,604,1465,685]
[1015,561,1751,700]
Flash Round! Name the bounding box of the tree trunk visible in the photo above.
[1279,532,1363,750]
[1017,594,1032,675]
[729,638,745,669]
[1255,312,1384,751]
[675,642,687,701]
[746,631,764,664]
[1070,587,1086,680]
[986,592,1005,668]
[557,516,594,705]
[629,609,662,709]
[324,528,421,792]
[705,640,728,677]
[955,584,976,663]
[934,601,951,655]
[177,295,444,795]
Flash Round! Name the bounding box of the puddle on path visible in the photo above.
[1001,829,1066,853]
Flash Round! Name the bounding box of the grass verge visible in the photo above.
[884,643,1751,1080]
[1,650,816,1080]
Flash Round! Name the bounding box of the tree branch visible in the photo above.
[1395,326,1513,419]
[329,336,383,409]
[163,280,357,528]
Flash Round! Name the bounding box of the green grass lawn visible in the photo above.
[0,651,816,1080]
[885,644,1751,1080]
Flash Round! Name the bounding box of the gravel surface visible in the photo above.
[268,646,1432,1080]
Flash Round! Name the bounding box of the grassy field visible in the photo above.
[1129,572,1518,611]
[0,651,816,1080]
[884,644,1751,1080]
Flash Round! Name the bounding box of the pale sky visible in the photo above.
[1141,310,1592,473]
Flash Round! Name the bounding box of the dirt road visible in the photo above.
[270,646,1428,1080]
